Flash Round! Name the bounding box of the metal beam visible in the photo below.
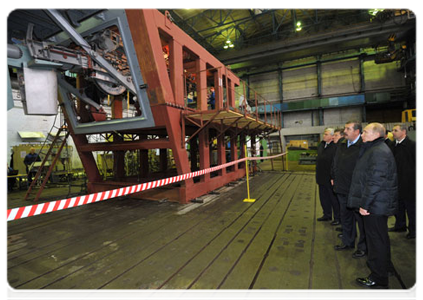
[79,139,171,152]
[166,10,218,54]
[45,9,136,94]
[218,16,415,69]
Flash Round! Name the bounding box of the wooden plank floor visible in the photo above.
[7,172,416,290]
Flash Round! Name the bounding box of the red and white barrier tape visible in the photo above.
[7,152,286,222]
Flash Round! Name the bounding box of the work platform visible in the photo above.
[184,107,280,132]
[8,172,415,290]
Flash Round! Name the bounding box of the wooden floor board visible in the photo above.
[100,174,287,289]
[7,171,416,291]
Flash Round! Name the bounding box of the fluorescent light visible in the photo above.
[369,9,384,16]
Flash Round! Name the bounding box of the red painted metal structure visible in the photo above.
[61,9,282,204]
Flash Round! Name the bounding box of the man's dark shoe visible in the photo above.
[334,243,354,250]
[335,227,343,232]
[406,233,416,239]
[331,220,341,226]
[352,249,367,258]
[356,277,388,289]
[388,227,407,232]
[337,233,343,239]
[317,216,331,221]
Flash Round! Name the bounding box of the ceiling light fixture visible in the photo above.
[296,21,302,32]
[224,39,234,49]
[369,9,384,16]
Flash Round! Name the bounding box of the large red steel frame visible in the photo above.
[63,9,280,204]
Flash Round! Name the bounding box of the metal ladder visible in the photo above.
[24,124,70,201]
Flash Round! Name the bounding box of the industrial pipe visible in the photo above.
[8,44,22,59]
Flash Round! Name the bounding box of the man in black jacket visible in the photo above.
[333,128,345,144]
[316,128,339,224]
[23,147,41,184]
[332,121,366,258]
[390,123,416,239]
[348,123,398,289]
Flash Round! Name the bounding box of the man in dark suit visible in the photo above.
[7,165,17,191]
[390,123,416,239]
[316,128,339,224]
[331,120,367,258]
[348,122,398,289]
[333,128,345,144]
[23,147,41,184]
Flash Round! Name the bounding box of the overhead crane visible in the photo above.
[7,9,282,204]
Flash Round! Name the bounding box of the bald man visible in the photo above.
[348,123,398,289]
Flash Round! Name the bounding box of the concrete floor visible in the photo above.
[7,171,416,291]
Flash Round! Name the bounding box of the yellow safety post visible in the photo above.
[127,90,130,109]
[243,144,256,203]
[285,147,289,171]
[107,94,110,106]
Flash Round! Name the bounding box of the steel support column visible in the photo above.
[199,129,210,183]
[196,58,208,111]
[317,56,322,98]
[169,38,184,106]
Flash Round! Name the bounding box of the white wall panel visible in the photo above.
[283,111,313,128]
[321,59,361,95]
[282,65,318,100]
[249,71,279,102]
[363,60,405,90]
[323,107,362,126]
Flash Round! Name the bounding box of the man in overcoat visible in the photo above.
[316,128,339,224]
[390,123,416,239]
[331,121,366,258]
[348,123,398,289]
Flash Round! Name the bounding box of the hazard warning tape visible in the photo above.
[7,152,286,222]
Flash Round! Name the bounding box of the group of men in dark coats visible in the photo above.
[315,121,416,289]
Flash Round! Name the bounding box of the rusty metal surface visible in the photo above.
[56,9,281,204]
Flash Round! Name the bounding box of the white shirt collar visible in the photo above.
[396,137,406,144]
[348,134,360,146]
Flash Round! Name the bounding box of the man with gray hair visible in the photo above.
[348,122,398,288]
[316,128,339,223]
[390,123,416,239]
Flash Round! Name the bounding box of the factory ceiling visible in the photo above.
[7,9,103,43]
[8,9,415,72]
[165,9,415,71]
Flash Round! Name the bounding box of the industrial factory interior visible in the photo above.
[6,7,418,299]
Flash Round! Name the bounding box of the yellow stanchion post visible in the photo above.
[127,90,130,109]
[285,148,289,171]
[243,145,256,203]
